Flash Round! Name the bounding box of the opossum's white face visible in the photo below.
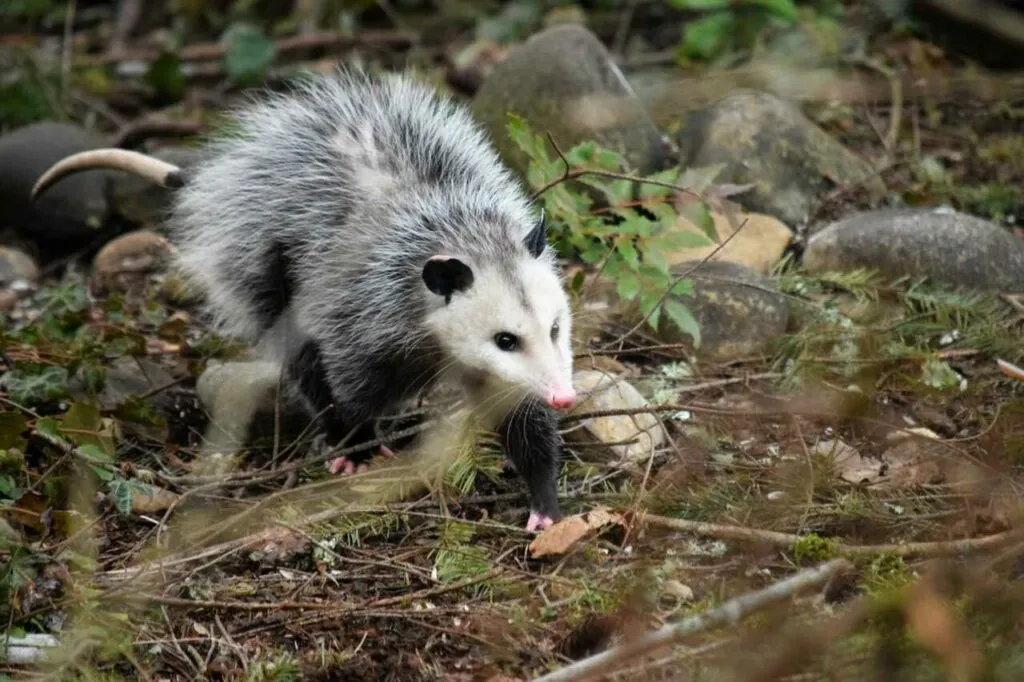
[421,223,576,414]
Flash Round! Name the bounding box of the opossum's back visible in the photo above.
[165,69,531,341]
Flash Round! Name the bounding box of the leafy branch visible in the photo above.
[507,115,727,346]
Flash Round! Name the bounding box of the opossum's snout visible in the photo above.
[546,384,576,410]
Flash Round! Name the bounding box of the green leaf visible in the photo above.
[679,11,736,61]
[506,113,551,166]
[0,412,27,451]
[616,268,642,302]
[222,22,275,86]
[34,417,61,439]
[78,444,113,463]
[570,269,586,293]
[678,200,719,243]
[109,479,133,514]
[565,141,597,166]
[92,465,115,482]
[0,474,21,502]
[670,278,696,297]
[594,147,626,170]
[658,228,716,251]
[639,167,682,200]
[617,239,640,269]
[746,0,798,22]
[145,51,186,100]
[61,401,115,458]
[663,299,702,347]
[678,163,726,193]
[639,289,664,329]
[1,365,70,406]
[614,216,655,238]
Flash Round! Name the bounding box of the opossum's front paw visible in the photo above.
[526,511,555,533]
[324,443,396,476]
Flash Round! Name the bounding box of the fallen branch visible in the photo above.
[532,558,852,682]
[644,514,1024,559]
[82,29,419,67]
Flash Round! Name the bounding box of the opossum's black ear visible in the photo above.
[524,209,548,259]
[423,255,474,303]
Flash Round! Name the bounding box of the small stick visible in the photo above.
[644,514,1024,559]
[532,558,852,682]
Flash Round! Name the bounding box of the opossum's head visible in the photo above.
[421,210,576,413]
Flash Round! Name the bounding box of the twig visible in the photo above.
[84,29,419,67]
[532,558,852,682]
[599,215,752,350]
[236,567,504,636]
[611,0,640,56]
[559,374,781,424]
[643,514,1024,559]
[112,118,204,149]
[60,0,76,96]
[529,132,702,203]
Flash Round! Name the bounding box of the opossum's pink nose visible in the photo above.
[547,386,577,409]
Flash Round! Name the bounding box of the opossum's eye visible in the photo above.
[550,322,559,341]
[494,332,519,352]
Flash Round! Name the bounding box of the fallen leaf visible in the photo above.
[129,484,181,513]
[817,439,882,485]
[528,507,624,558]
[875,440,945,491]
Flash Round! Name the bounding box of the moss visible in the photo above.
[791,533,840,565]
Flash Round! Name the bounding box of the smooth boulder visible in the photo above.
[804,207,1024,292]
[675,90,886,226]
[472,24,671,178]
[0,122,113,261]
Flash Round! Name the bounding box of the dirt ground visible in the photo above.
[2,2,1024,681]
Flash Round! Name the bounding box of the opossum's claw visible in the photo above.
[327,456,356,475]
[526,511,554,533]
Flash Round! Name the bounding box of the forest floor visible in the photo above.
[2,2,1024,681]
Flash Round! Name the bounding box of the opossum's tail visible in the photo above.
[31,149,187,201]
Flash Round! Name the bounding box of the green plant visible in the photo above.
[670,0,800,62]
[506,115,715,346]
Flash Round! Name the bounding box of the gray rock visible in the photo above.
[675,90,886,226]
[0,122,112,260]
[0,246,39,286]
[90,229,173,295]
[109,146,201,227]
[804,208,1024,292]
[471,24,671,179]
[657,260,790,362]
[82,355,177,410]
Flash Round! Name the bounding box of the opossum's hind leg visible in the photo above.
[285,340,391,474]
[244,241,297,332]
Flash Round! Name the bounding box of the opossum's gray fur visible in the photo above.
[179,67,576,525]
[175,69,541,350]
[32,67,578,530]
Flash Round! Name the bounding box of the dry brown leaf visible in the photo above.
[528,507,624,558]
[875,440,945,491]
[130,484,182,513]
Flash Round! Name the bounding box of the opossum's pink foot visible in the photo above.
[526,511,555,533]
[327,456,356,475]
[325,444,395,475]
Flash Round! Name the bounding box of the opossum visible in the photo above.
[31,67,578,532]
